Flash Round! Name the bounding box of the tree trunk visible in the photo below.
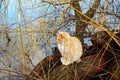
[71,0,100,41]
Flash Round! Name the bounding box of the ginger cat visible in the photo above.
[57,31,83,65]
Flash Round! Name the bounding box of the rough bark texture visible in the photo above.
[71,0,100,41]
[27,31,120,80]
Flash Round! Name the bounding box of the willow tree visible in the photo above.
[71,0,100,41]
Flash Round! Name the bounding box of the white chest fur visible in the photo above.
[58,43,64,56]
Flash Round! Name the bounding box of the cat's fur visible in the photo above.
[57,31,83,65]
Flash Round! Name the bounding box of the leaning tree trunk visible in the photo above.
[71,0,100,41]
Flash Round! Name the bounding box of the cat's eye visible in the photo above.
[60,34,63,38]
[57,38,60,40]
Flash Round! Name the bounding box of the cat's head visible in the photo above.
[57,31,70,44]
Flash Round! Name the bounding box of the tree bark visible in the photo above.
[71,0,100,41]
[27,47,114,80]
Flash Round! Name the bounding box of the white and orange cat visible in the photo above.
[57,31,83,65]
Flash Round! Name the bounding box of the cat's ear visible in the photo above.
[64,32,70,37]
[58,32,63,38]
[66,32,70,36]
[58,31,62,34]
[60,34,63,38]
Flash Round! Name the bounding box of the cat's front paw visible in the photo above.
[61,57,65,65]
[64,61,70,65]
[76,58,81,63]
[61,57,70,65]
